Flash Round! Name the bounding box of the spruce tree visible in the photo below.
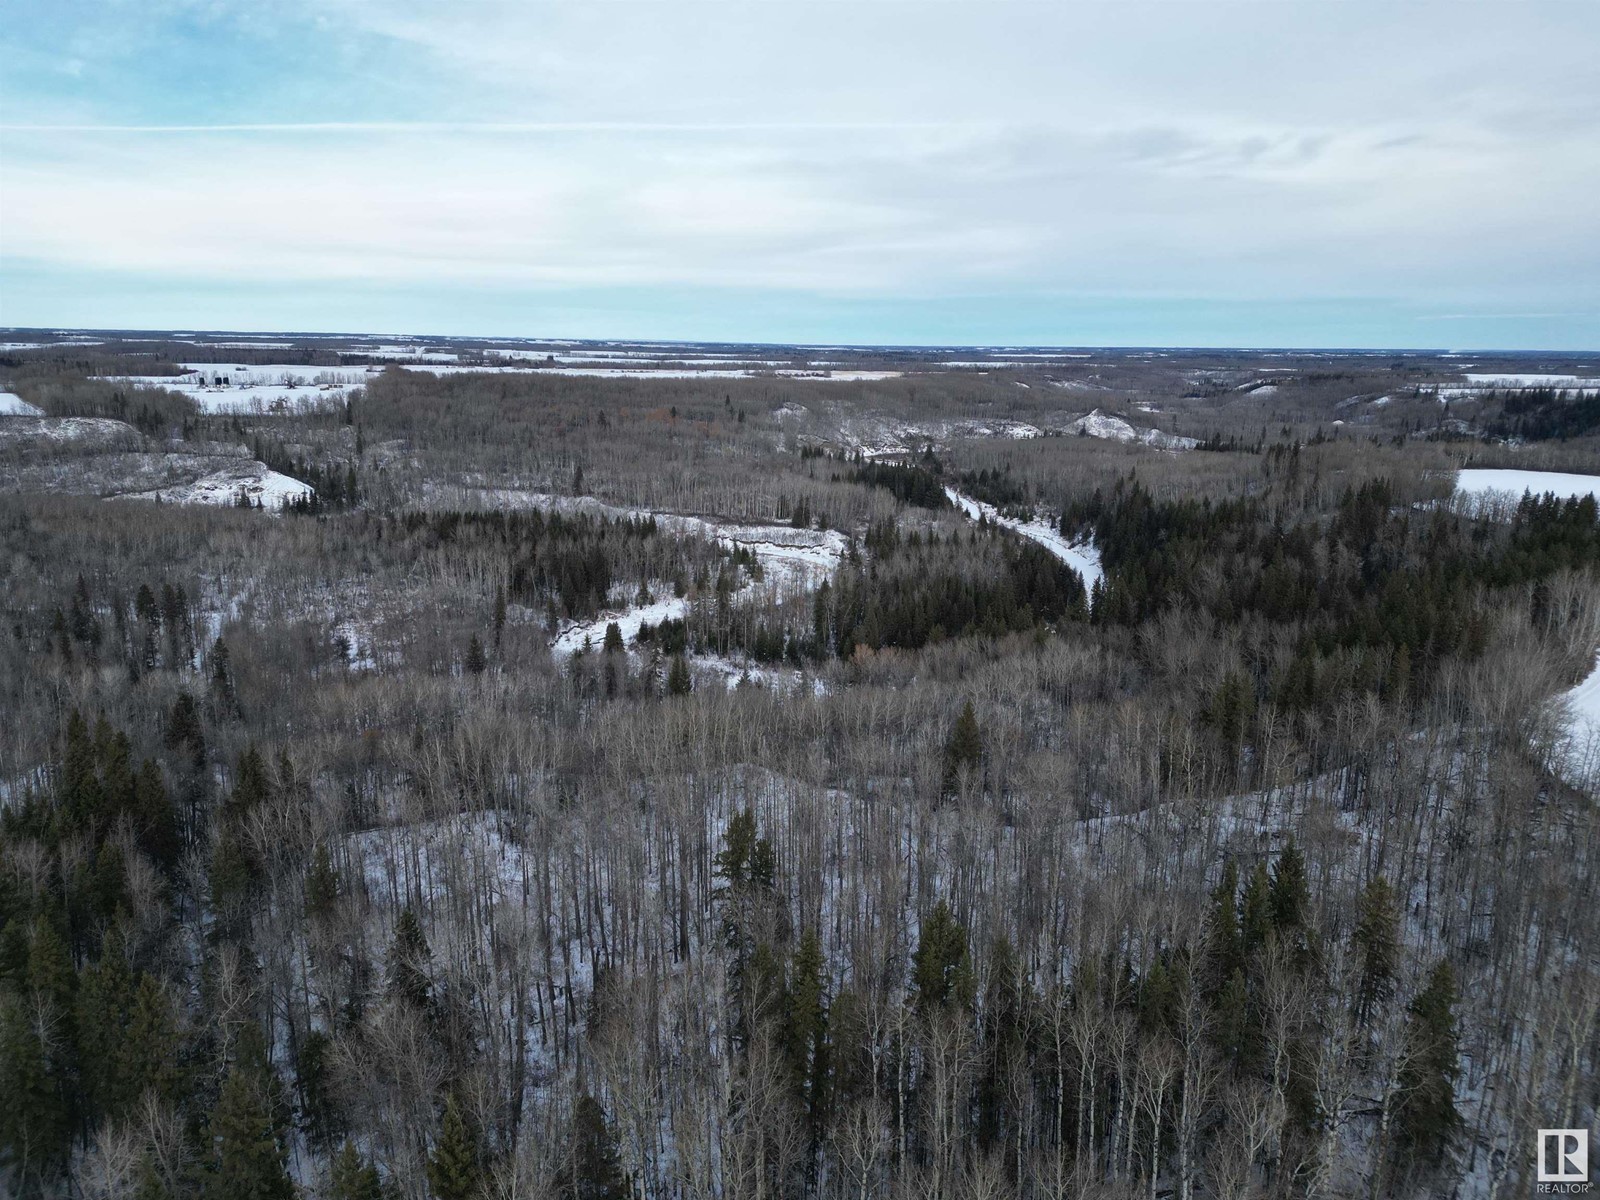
[1393,960,1461,1166]
[1269,841,1309,932]
[666,654,691,696]
[426,1093,482,1200]
[208,1064,295,1200]
[77,931,136,1121]
[940,700,983,797]
[912,900,973,1013]
[1203,859,1242,991]
[1353,876,1401,1027]
[562,1094,626,1200]
[306,843,340,921]
[328,1141,383,1200]
[465,634,487,676]
[132,757,180,872]
[387,906,433,1011]
[602,622,624,654]
[1238,863,1273,960]
[784,927,827,1115]
[120,972,181,1110]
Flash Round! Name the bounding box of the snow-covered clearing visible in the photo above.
[1455,468,1600,503]
[552,595,689,657]
[1061,408,1198,450]
[842,416,1043,457]
[944,487,1102,590]
[0,392,44,416]
[521,495,847,657]
[105,363,366,413]
[110,460,313,510]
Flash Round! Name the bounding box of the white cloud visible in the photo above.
[1,0,1596,335]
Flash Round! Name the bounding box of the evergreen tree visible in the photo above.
[328,1141,384,1200]
[465,634,487,676]
[305,843,340,921]
[132,757,180,871]
[426,1093,482,1200]
[1353,876,1401,1027]
[560,1094,626,1200]
[940,700,983,797]
[77,931,136,1121]
[208,1064,295,1200]
[1203,859,1242,991]
[1393,960,1461,1166]
[387,906,432,1011]
[120,972,181,1110]
[297,1029,340,1149]
[666,654,691,696]
[977,934,1027,1147]
[1269,841,1309,931]
[912,900,973,1013]
[1213,966,1258,1073]
[784,927,828,1116]
[602,621,624,654]
[1238,863,1273,960]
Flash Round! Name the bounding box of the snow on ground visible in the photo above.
[841,416,1043,457]
[0,416,140,445]
[397,363,902,382]
[1462,372,1600,387]
[0,340,103,350]
[110,460,313,510]
[1455,468,1600,503]
[529,498,848,657]
[0,392,44,416]
[104,363,366,413]
[1553,652,1600,793]
[346,345,461,362]
[1061,409,1198,450]
[945,487,1103,591]
[553,595,689,657]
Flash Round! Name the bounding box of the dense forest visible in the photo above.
[1,338,1598,1200]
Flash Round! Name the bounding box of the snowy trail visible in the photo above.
[542,501,848,658]
[944,487,1102,590]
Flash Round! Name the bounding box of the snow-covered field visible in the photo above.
[945,487,1103,590]
[103,363,368,413]
[0,392,44,416]
[397,363,902,382]
[1455,468,1600,503]
[111,460,312,510]
[1462,372,1600,387]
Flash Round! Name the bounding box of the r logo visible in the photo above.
[1540,1129,1590,1183]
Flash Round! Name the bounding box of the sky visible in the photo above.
[1,0,1597,349]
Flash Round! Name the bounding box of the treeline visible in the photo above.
[384,509,726,622]
[1064,476,1600,719]
[1483,388,1600,441]
[684,525,1087,667]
